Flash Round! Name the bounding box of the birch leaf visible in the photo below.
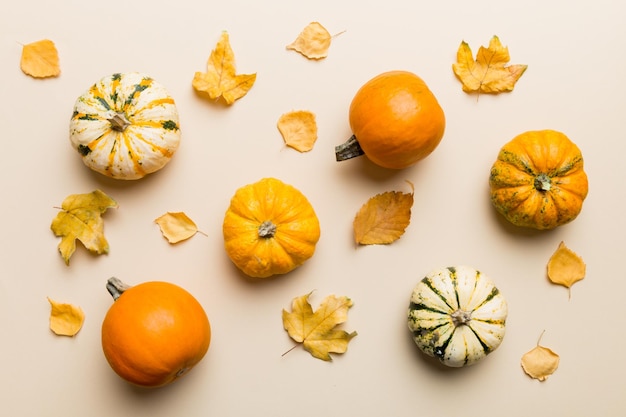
[155,212,199,243]
[282,292,357,361]
[287,22,334,59]
[21,39,60,78]
[277,110,318,152]
[48,298,85,337]
[547,241,586,298]
[50,190,118,265]
[521,331,560,381]
[353,183,414,245]
[192,31,256,105]
[452,35,527,94]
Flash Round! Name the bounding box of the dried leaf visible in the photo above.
[277,110,318,152]
[50,190,118,265]
[547,241,586,298]
[282,292,357,361]
[452,35,527,94]
[48,297,85,337]
[521,331,560,381]
[192,31,256,105]
[286,22,335,60]
[155,212,199,243]
[20,39,60,78]
[353,182,414,245]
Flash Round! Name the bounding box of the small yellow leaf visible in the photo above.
[353,183,414,245]
[48,297,85,337]
[452,35,527,94]
[155,212,199,243]
[547,241,586,298]
[287,22,337,60]
[20,39,60,78]
[277,110,318,152]
[50,190,118,265]
[282,292,357,361]
[521,331,560,381]
[192,31,256,105]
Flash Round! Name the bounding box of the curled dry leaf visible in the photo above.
[155,212,200,243]
[50,190,118,265]
[286,22,341,60]
[452,35,527,94]
[282,292,357,361]
[277,110,318,152]
[192,31,256,105]
[521,331,560,381]
[20,39,60,78]
[547,241,586,298]
[48,297,85,337]
[353,182,414,245]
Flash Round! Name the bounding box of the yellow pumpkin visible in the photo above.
[101,278,211,388]
[335,70,445,169]
[69,72,181,180]
[223,177,320,278]
[489,130,589,230]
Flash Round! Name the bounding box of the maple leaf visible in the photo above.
[521,331,560,381]
[20,39,60,78]
[50,190,118,265]
[155,211,203,243]
[452,35,527,94]
[192,31,256,105]
[48,297,85,337]
[353,182,414,245]
[277,110,318,152]
[282,292,357,361]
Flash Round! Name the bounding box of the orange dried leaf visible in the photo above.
[192,31,256,105]
[155,212,199,243]
[282,292,357,361]
[277,110,318,152]
[20,39,60,78]
[287,22,337,60]
[353,183,414,245]
[547,241,586,298]
[48,297,85,337]
[521,331,560,381]
[452,35,527,94]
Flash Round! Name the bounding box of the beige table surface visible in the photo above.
[1,0,625,416]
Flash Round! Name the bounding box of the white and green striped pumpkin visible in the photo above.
[408,266,508,367]
[69,72,181,180]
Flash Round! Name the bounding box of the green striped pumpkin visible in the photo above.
[408,266,508,367]
[70,72,181,180]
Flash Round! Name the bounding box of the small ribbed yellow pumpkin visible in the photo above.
[223,177,321,278]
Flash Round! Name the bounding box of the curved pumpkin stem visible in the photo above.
[109,113,131,132]
[106,277,131,301]
[335,135,365,161]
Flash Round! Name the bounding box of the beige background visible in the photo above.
[1,0,624,416]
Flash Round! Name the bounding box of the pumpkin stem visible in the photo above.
[450,309,472,327]
[258,221,277,238]
[106,277,131,301]
[109,113,131,132]
[335,135,365,161]
[534,173,552,191]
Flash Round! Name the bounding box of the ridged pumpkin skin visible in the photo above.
[223,177,321,278]
[489,130,588,230]
[101,281,211,388]
[70,72,181,180]
[348,70,445,169]
[408,266,508,367]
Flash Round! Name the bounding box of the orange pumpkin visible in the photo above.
[101,278,211,388]
[335,70,445,169]
[489,130,589,230]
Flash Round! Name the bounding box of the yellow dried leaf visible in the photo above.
[521,331,560,381]
[20,39,60,78]
[277,110,318,152]
[282,292,357,361]
[155,212,199,243]
[547,241,586,298]
[192,31,256,105]
[452,35,527,94]
[50,190,118,265]
[286,22,338,60]
[353,183,414,245]
[48,297,85,337]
